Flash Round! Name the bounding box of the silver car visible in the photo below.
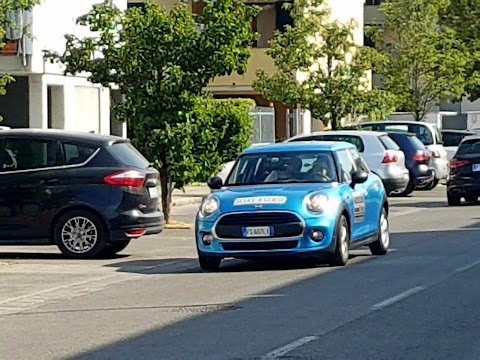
[350,121,448,189]
[285,130,410,195]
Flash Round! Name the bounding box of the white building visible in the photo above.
[0,0,127,136]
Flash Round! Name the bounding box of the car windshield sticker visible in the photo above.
[233,196,287,206]
[352,191,365,223]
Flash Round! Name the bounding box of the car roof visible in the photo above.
[460,135,480,142]
[441,129,475,134]
[289,130,388,139]
[358,120,433,127]
[0,128,129,146]
[242,141,355,154]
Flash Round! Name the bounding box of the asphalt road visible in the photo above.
[2,185,480,360]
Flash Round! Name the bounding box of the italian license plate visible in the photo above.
[242,226,273,238]
[473,164,480,172]
[148,186,160,198]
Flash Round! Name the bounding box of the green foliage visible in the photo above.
[0,0,37,120]
[44,1,258,221]
[441,0,480,101]
[369,0,469,121]
[253,0,394,129]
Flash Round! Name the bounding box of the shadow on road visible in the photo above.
[0,251,130,261]
[104,252,373,275]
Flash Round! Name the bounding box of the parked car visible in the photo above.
[446,135,480,206]
[441,129,476,162]
[347,121,448,189]
[0,129,163,258]
[386,131,434,196]
[285,130,409,195]
[196,141,390,271]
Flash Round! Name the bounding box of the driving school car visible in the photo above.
[195,142,390,271]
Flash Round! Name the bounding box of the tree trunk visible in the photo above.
[160,171,172,223]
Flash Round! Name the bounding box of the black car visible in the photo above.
[0,129,163,258]
[441,129,476,148]
[386,131,434,196]
[446,135,480,206]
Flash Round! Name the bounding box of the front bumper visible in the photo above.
[196,213,337,258]
[109,209,164,242]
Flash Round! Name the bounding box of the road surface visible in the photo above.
[1,186,479,360]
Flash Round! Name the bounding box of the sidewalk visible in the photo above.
[171,184,211,207]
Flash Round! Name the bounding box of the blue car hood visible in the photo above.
[213,183,336,212]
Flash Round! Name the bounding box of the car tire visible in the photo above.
[54,209,108,259]
[369,207,389,256]
[447,192,461,206]
[198,253,221,271]
[329,214,350,267]
[100,240,131,258]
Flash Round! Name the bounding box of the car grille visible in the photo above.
[214,212,303,239]
[221,241,298,251]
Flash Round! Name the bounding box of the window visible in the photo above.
[290,135,365,152]
[109,143,151,169]
[349,149,369,172]
[457,139,480,155]
[2,137,60,171]
[225,151,338,185]
[365,0,383,5]
[335,150,356,182]
[378,135,400,151]
[62,143,97,165]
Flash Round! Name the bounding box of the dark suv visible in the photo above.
[0,129,163,258]
[387,131,434,196]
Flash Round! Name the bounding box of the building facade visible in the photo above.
[0,0,127,136]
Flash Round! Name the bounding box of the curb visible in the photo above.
[171,197,204,207]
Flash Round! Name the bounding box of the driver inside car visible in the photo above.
[264,157,303,182]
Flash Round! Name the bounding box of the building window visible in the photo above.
[248,1,293,48]
[365,0,382,5]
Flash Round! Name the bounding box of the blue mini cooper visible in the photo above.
[195,141,390,270]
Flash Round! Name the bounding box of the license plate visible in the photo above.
[241,226,273,238]
[148,186,160,198]
[473,164,480,172]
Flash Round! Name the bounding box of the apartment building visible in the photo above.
[0,0,127,136]
[128,0,366,141]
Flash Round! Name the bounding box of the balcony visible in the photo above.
[207,48,276,93]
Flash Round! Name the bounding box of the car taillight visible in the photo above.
[431,150,441,158]
[413,151,430,162]
[450,158,470,169]
[103,170,146,187]
[382,151,398,163]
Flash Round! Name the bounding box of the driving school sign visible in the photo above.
[233,196,287,206]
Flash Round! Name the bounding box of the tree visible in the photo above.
[45,1,258,223]
[369,0,469,121]
[253,0,394,130]
[441,0,480,102]
[0,0,37,118]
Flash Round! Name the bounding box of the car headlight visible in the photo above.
[305,193,329,213]
[199,196,219,217]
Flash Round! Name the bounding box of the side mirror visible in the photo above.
[207,176,223,190]
[350,170,368,187]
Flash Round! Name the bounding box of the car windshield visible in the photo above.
[457,139,480,155]
[225,151,338,185]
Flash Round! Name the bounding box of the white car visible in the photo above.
[285,130,410,195]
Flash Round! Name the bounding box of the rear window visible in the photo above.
[442,132,472,147]
[406,135,427,150]
[378,135,400,151]
[109,142,150,169]
[388,133,425,151]
[457,139,480,155]
[290,135,364,152]
[360,123,434,145]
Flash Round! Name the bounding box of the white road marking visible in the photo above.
[391,209,421,216]
[371,286,425,310]
[261,336,319,359]
[454,259,480,274]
